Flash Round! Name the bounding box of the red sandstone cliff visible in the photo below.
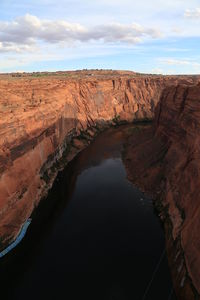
[156,84,200,299]
[0,73,172,247]
[124,83,200,299]
[0,72,199,299]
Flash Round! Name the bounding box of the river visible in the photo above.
[0,124,176,300]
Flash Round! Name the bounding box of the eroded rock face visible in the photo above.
[0,71,199,277]
[156,84,200,298]
[0,74,171,247]
[124,83,200,299]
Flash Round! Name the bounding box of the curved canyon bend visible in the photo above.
[0,124,175,299]
[1,70,200,299]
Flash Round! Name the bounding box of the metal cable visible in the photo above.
[167,286,175,300]
[142,248,166,300]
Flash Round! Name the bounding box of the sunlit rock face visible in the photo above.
[0,71,198,264]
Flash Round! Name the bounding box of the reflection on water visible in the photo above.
[0,125,176,300]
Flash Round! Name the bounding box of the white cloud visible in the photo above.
[0,42,36,53]
[165,69,177,75]
[158,58,200,68]
[160,58,191,65]
[0,14,161,53]
[184,8,200,19]
[151,68,163,74]
[1,1,200,73]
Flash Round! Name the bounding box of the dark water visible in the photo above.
[0,125,176,300]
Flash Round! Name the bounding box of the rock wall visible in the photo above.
[0,74,176,248]
[1,72,200,292]
[156,84,200,298]
[124,83,200,299]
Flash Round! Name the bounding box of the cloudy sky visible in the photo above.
[0,0,200,74]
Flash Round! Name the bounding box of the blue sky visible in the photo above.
[0,0,200,74]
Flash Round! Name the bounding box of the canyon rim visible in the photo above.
[1,70,200,299]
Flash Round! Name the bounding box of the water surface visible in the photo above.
[0,125,176,300]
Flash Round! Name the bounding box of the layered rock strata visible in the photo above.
[0,74,173,247]
[0,72,200,300]
[124,83,200,299]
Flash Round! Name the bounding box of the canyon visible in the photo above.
[0,70,200,299]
